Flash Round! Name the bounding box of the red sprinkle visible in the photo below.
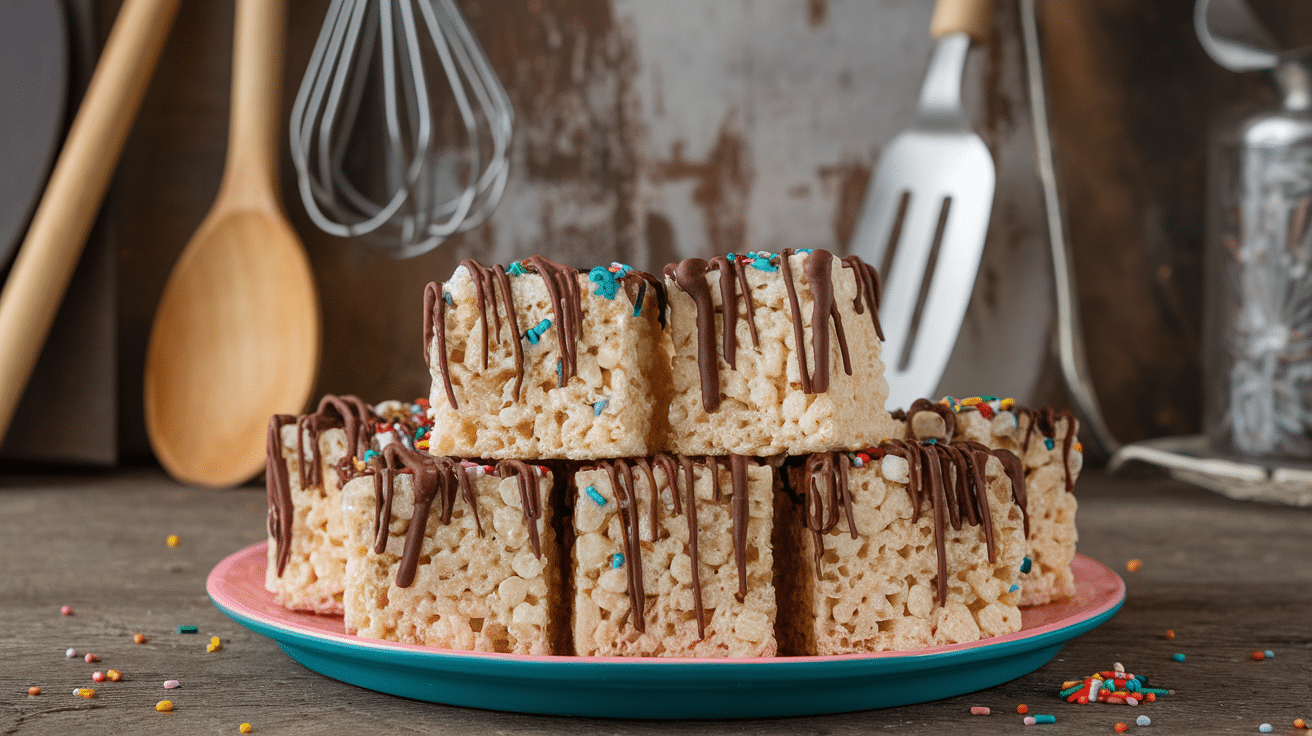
[1251,651,1266,661]
[83,653,99,663]
[91,672,105,682]
[133,633,147,644]
[970,706,990,715]
[1115,724,1128,733]
[1165,629,1175,640]
[27,686,41,696]
[1017,704,1029,714]
[60,606,73,616]
[1146,693,1156,702]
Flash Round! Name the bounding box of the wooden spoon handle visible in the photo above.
[219,0,287,208]
[931,0,995,42]
[0,0,180,445]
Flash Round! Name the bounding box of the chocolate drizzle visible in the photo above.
[1017,407,1079,494]
[797,441,1023,607]
[665,249,882,412]
[424,257,665,410]
[589,455,754,638]
[365,451,547,589]
[266,395,379,577]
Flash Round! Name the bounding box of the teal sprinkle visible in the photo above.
[1140,687,1171,695]
[923,438,938,445]
[557,361,563,387]
[611,553,624,569]
[1172,653,1185,662]
[443,292,454,306]
[507,261,527,276]
[362,449,378,463]
[585,485,607,506]
[796,248,813,255]
[593,399,608,417]
[1021,557,1032,573]
[409,403,423,414]
[525,318,552,345]
[1008,584,1020,593]
[633,287,646,317]
[726,252,737,261]
[981,395,997,402]
[751,256,778,272]
[1033,715,1055,724]
[1264,649,1275,658]
[176,625,198,634]
[1057,684,1082,698]
[1044,437,1055,450]
[589,266,619,299]
[413,427,428,440]
[1125,679,1141,692]
[852,456,864,468]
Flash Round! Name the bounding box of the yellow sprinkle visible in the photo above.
[107,669,122,682]
[156,700,174,712]
[961,397,982,406]
[352,458,366,471]
[240,723,254,733]
[75,688,95,699]
[207,643,221,652]
[166,534,180,547]
[1074,441,1084,453]
[1126,558,1144,573]
[1000,397,1015,409]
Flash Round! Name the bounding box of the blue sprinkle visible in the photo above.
[593,399,608,416]
[611,553,624,569]
[1044,437,1055,450]
[1008,584,1020,593]
[1172,653,1186,662]
[177,625,198,634]
[589,266,619,299]
[443,291,454,306]
[751,256,778,272]
[1264,649,1275,658]
[410,403,423,414]
[414,426,428,440]
[507,261,527,276]
[585,485,607,506]
[1020,557,1032,573]
[362,449,378,462]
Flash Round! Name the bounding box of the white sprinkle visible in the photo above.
[65,647,76,658]
[163,679,180,689]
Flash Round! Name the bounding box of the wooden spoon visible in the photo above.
[144,0,319,488]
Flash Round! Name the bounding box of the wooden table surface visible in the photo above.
[2,467,1309,734]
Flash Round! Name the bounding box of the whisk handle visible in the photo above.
[221,0,287,208]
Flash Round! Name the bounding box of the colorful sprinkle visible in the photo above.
[1172,653,1185,662]
[1115,724,1128,733]
[164,680,181,689]
[1164,629,1175,640]
[177,625,198,634]
[65,647,76,658]
[750,256,777,272]
[1126,559,1144,573]
[443,291,454,306]
[585,485,607,506]
[84,653,99,663]
[1260,725,1273,733]
[1044,437,1055,450]
[207,636,222,653]
[970,706,990,715]
[1009,584,1020,593]
[1293,718,1305,729]
[506,261,527,276]
[156,700,174,712]
[92,672,105,682]
[60,606,73,616]
[1137,715,1152,726]
[74,688,95,699]
[1251,651,1266,661]
[593,399,608,417]
[107,670,122,682]
[1017,704,1029,714]
[611,553,624,569]
[1024,717,1037,725]
[1021,557,1032,574]
[1033,714,1056,724]
[525,319,552,345]
[28,686,40,696]
[166,534,180,547]
[1264,649,1275,658]
[588,266,619,299]
[240,724,254,734]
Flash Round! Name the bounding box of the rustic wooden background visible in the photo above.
[7,0,1312,466]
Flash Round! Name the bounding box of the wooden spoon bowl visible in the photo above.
[144,0,318,488]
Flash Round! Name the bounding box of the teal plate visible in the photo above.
[209,543,1123,719]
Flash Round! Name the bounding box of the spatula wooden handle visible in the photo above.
[931,0,995,42]
[0,0,181,445]
[218,0,287,209]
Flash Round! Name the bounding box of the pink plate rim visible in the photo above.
[208,541,1125,666]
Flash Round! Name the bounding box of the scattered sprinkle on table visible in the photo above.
[166,534,180,547]
[107,669,122,682]
[133,633,148,644]
[207,635,222,652]
[164,679,181,689]
[1252,651,1266,660]
[1294,718,1306,729]
[1165,629,1175,640]
[83,653,99,663]
[156,700,174,712]
[1172,653,1186,662]
[91,671,105,682]
[27,686,41,696]
[1264,649,1274,658]
[1126,558,1143,573]
[240,723,253,733]
[1259,725,1273,733]
[1137,715,1152,726]
[177,625,198,634]
[74,688,95,699]
[1115,724,1128,733]
[1017,704,1029,714]
[970,706,990,715]
[60,605,73,616]
[65,647,76,658]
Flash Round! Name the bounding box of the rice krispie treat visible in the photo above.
[663,249,895,456]
[572,455,776,657]
[265,394,383,614]
[342,449,564,655]
[424,256,670,461]
[776,441,1027,656]
[895,397,1082,606]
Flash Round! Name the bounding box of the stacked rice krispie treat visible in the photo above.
[262,248,1084,659]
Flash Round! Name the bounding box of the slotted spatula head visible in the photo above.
[847,11,995,412]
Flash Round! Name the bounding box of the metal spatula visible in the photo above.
[847,0,995,411]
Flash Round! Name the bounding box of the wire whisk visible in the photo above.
[290,0,512,259]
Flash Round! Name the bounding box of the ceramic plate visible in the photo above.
[209,543,1123,718]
